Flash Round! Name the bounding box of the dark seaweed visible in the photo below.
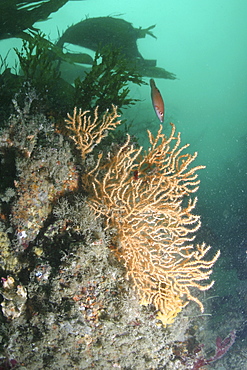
[74,47,145,115]
[0,0,69,41]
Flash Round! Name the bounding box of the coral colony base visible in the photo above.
[0,103,225,368]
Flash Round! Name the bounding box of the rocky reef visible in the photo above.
[0,28,245,370]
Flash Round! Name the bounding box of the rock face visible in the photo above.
[1,276,27,320]
[0,98,78,250]
[12,144,78,249]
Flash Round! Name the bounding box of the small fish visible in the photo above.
[150,78,164,122]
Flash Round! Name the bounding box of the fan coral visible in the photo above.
[79,115,220,325]
[65,104,122,159]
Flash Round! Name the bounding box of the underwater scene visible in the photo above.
[0,0,246,369]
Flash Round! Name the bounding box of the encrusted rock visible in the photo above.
[1,276,27,320]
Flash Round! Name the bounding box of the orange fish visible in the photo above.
[150,78,164,122]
